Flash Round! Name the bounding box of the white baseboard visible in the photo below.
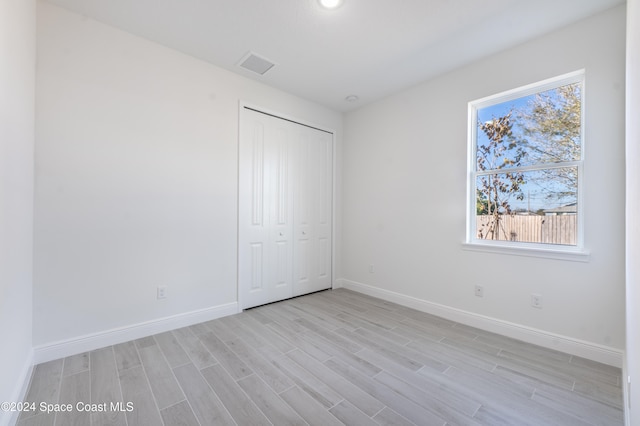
[33,302,238,364]
[1,350,34,426]
[336,278,623,368]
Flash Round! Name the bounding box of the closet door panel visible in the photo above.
[239,111,294,308]
[270,125,294,294]
[240,119,269,304]
[293,127,332,296]
[315,130,333,290]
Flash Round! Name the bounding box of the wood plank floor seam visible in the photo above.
[111,347,132,426]
[133,343,166,426]
[53,360,65,426]
[132,338,173,420]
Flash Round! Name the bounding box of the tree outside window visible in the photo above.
[469,72,583,247]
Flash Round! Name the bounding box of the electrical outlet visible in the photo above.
[157,285,167,299]
[531,293,542,308]
[369,264,375,273]
[474,285,484,297]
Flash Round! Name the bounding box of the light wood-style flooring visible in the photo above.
[18,289,624,425]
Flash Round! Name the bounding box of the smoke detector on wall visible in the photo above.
[237,52,276,76]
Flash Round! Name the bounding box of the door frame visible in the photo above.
[237,101,337,311]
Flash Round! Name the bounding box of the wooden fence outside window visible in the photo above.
[477,214,577,245]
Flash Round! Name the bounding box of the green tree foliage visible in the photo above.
[476,189,489,215]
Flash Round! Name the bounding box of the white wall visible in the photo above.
[626,0,639,422]
[0,0,35,423]
[34,2,342,350]
[342,6,626,357]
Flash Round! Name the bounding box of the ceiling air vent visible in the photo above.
[238,52,276,75]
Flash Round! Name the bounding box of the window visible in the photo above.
[467,71,585,256]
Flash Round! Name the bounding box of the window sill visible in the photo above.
[462,242,590,262]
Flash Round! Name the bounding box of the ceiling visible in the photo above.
[44,0,624,112]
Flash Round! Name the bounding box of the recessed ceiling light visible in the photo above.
[319,0,343,9]
[345,95,359,102]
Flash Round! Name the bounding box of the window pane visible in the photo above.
[476,83,581,171]
[476,168,577,245]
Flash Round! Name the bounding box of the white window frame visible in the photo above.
[464,70,589,262]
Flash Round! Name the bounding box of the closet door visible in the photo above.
[239,107,332,309]
[293,125,332,296]
[239,109,295,309]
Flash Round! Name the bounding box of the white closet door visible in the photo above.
[239,110,295,309]
[239,107,332,309]
[293,125,332,296]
